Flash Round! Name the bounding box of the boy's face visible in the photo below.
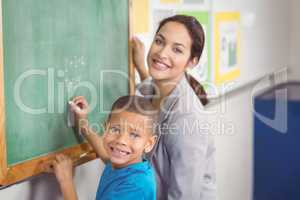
[103,110,157,169]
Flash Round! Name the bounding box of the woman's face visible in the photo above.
[147,21,196,83]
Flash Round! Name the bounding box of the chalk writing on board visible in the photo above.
[64,55,86,87]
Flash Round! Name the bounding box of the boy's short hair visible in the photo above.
[108,95,158,135]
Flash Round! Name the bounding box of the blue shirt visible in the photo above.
[96,160,156,200]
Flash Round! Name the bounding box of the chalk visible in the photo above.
[79,152,88,158]
[67,101,75,127]
[73,152,92,166]
[67,101,83,135]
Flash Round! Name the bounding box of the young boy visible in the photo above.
[49,95,158,200]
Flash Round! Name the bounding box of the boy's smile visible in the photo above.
[103,110,157,169]
[108,144,131,159]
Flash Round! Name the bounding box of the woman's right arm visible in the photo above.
[70,96,109,163]
[132,37,149,81]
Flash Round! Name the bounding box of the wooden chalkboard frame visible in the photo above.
[0,0,135,186]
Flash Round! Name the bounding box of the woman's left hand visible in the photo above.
[132,36,149,81]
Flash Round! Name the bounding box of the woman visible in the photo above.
[132,15,216,200]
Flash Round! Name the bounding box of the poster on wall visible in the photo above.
[180,11,211,84]
[160,0,182,4]
[132,0,150,34]
[214,12,241,85]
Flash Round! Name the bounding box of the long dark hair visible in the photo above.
[157,15,208,106]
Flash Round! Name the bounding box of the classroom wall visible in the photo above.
[212,0,290,200]
[0,0,292,200]
[212,0,290,88]
[289,0,300,80]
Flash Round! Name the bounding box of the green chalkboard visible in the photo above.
[2,0,129,166]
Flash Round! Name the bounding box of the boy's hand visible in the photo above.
[69,96,90,133]
[44,154,78,200]
[132,36,149,81]
[51,154,74,185]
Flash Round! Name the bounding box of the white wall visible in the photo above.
[289,0,300,80]
[212,86,254,200]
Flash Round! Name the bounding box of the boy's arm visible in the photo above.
[59,181,78,200]
[51,154,79,200]
[80,125,109,163]
[69,96,110,163]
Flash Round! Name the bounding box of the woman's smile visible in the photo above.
[151,58,170,71]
